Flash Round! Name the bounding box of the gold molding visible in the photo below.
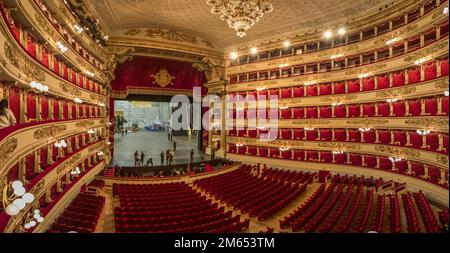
[4,42,46,82]
[34,125,68,140]
[374,145,421,158]
[0,138,18,165]
[375,86,417,98]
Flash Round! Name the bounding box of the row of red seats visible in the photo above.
[371,195,386,233]
[47,193,105,233]
[352,189,374,233]
[413,191,440,233]
[402,193,421,233]
[334,186,364,233]
[261,169,316,185]
[438,209,449,227]
[389,194,402,233]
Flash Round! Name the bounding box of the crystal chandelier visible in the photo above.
[206,0,273,37]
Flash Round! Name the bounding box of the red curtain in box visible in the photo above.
[280,88,292,98]
[319,83,332,95]
[63,64,69,80]
[41,46,50,67]
[408,99,421,116]
[396,160,408,173]
[348,129,360,142]
[228,144,236,153]
[281,150,291,159]
[424,98,437,115]
[52,99,59,119]
[442,96,449,115]
[25,153,35,180]
[269,148,279,158]
[334,129,346,141]
[8,86,20,121]
[377,75,390,89]
[319,129,332,141]
[293,108,304,119]
[26,33,37,59]
[53,58,60,75]
[377,102,390,117]
[269,89,279,98]
[347,80,360,93]
[62,101,69,119]
[410,131,422,147]
[247,90,257,100]
[293,129,305,140]
[350,154,362,166]
[424,62,437,80]
[52,145,58,162]
[248,129,257,138]
[426,133,439,151]
[362,104,375,116]
[26,93,37,121]
[392,72,405,87]
[41,96,49,121]
[228,129,236,136]
[334,153,346,164]
[306,130,318,141]
[348,105,360,117]
[306,151,318,162]
[321,151,332,163]
[247,146,257,156]
[91,106,95,118]
[7,162,19,182]
[306,107,318,118]
[378,130,391,145]
[293,150,304,160]
[40,146,48,169]
[408,68,420,84]
[393,131,407,146]
[411,163,424,177]
[293,86,304,97]
[280,108,292,119]
[441,59,449,76]
[237,146,246,154]
[379,157,392,170]
[280,129,292,140]
[306,85,318,96]
[364,155,376,168]
[258,90,268,99]
[258,147,268,157]
[363,130,376,143]
[72,71,77,84]
[334,105,346,118]
[237,129,246,137]
[334,82,345,94]
[319,106,332,118]
[362,78,375,91]
[393,101,405,116]
[72,103,77,119]
[428,166,441,183]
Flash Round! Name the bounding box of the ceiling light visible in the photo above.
[230,51,238,60]
[324,30,333,39]
[250,47,258,54]
[283,41,290,47]
[337,28,346,35]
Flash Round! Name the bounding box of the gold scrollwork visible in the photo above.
[0,138,18,163]
[59,82,82,96]
[374,145,421,158]
[31,180,45,195]
[434,79,449,89]
[404,40,449,63]
[346,119,389,125]
[34,125,67,140]
[57,153,82,174]
[345,63,387,75]
[404,118,449,128]
[375,86,417,98]
[4,42,45,82]
[76,120,95,128]
[320,94,357,102]
[436,154,449,166]
[318,142,361,150]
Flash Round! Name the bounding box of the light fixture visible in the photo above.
[333,150,344,154]
[386,98,399,103]
[87,129,95,134]
[444,91,449,97]
[256,87,267,91]
[283,41,291,48]
[235,143,244,147]
[23,209,44,230]
[84,70,95,77]
[337,28,346,35]
[389,157,402,162]
[74,97,83,104]
[278,63,290,68]
[98,102,106,107]
[56,41,68,53]
[73,24,84,34]
[359,127,372,132]
[103,35,109,41]
[443,6,449,15]
[330,53,344,59]
[323,30,333,39]
[331,101,343,107]
[414,58,427,65]
[250,47,258,54]
[358,73,371,79]
[70,167,81,176]
[304,127,315,131]
[279,145,291,152]
[2,181,35,216]
[230,51,238,60]
[30,81,49,93]
[416,129,431,136]
[279,106,289,110]
[207,0,273,37]
[303,81,317,86]
[385,37,401,45]
[54,140,68,148]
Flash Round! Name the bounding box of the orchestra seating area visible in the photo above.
[113,182,250,233]
[46,193,105,233]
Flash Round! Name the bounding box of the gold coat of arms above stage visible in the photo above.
[151,69,176,88]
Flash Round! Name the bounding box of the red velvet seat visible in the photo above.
[350,154,362,166]
[408,99,421,116]
[280,108,292,119]
[319,129,332,141]
[280,129,292,140]
[293,129,305,140]
[362,78,375,91]
[377,102,390,117]
[306,129,318,141]
[364,155,377,168]
[334,153,347,164]
[393,131,407,146]
[377,75,390,89]
[426,133,439,151]
[319,83,332,95]
[348,130,360,142]
[269,148,280,158]
[408,68,421,84]
[347,80,360,93]
[306,107,318,118]
[392,72,405,87]
[280,88,292,98]
[293,86,304,97]
[363,130,376,143]
[293,150,305,161]
[441,59,449,76]
[379,157,393,170]
[333,82,345,94]
[334,129,346,142]
[393,101,405,116]
[306,151,318,162]
[334,105,346,118]
[410,131,423,148]
[321,151,332,163]
[424,62,437,80]
[424,97,438,115]
[378,130,391,145]
[306,85,318,96]
[348,105,360,117]
[362,104,375,117]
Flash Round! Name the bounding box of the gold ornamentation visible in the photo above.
[76,120,95,128]
[373,24,419,45]
[436,154,449,166]
[320,94,357,102]
[59,82,82,96]
[34,125,67,140]
[292,120,331,125]
[151,69,176,88]
[434,79,449,89]
[57,153,82,174]
[31,180,45,195]
[0,138,18,163]
[4,42,45,82]
[34,13,55,39]
[124,29,141,36]
[404,40,449,63]
[374,146,421,158]
[346,119,389,125]
[404,118,449,128]
[88,142,105,152]
[375,86,417,98]
[146,29,197,44]
[345,63,387,75]
[318,142,361,150]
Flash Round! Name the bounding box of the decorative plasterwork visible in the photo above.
[404,40,449,63]
[0,138,18,165]
[404,118,449,128]
[4,42,46,82]
[34,125,68,140]
[56,153,82,174]
[59,82,82,97]
[374,145,421,158]
[76,120,95,128]
[375,86,417,98]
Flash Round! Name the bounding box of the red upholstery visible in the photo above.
[26,93,37,121]
[364,155,376,168]
[377,102,390,117]
[362,78,375,91]
[307,151,318,162]
[411,163,424,177]
[426,133,439,151]
[293,87,304,97]
[350,154,362,166]
[393,101,405,116]
[348,130,360,142]
[247,146,257,156]
[410,131,423,148]
[293,150,304,161]
[258,147,268,157]
[319,83,332,95]
[319,106,332,118]
[8,86,20,121]
[379,157,392,170]
[392,72,405,87]
[424,62,437,80]
[247,130,257,138]
[424,98,437,115]
[347,80,360,93]
[228,144,237,153]
[321,151,332,163]
[442,96,449,115]
[378,130,391,144]
[281,150,292,159]
[306,130,318,141]
[41,96,49,121]
[269,148,280,158]
[306,107,318,118]
[334,153,347,164]
[377,75,390,89]
[334,82,345,94]
[334,129,346,142]
[393,131,407,146]
[441,59,449,76]
[396,160,408,173]
[363,130,376,143]
[408,68,421,84]
[293,129,305,140]
[348,105,360,117]
[280,88,292,98]
[362,104,375,117]
[280,108,292,119]
[269,89,279,98]
[334,105,346,118]
[306,85,318,96]
[293,108,304,119]
[237,146,246,155]
[319,129,332,141]
[408,99,421,116]
[280,129,292,140]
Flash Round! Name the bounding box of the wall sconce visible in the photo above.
[416,129,431,136]
[414,58,427,65]
[389,157,402,162]
[331,101,343,107]
[304,127,315,131]
[386,98,399,103]
[97,151,105,156]
[74,97,83,104]
[73,24,84,34]
[56,41,68,53]
[359,128,372,132]
[358,73,371,79]
[279,145,291,152]
[385,37,401,45]
[30,81,49,93]
[2,181,35,216]
[70,167,81,177]
[333,150,344,154]
[87,129,95,134]
[23,209,44,230]
[330,53,344,59]
[54,140,68,148]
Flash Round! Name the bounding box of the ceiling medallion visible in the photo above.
[206,0,273,37]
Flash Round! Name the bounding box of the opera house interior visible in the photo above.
[0,0,449,237]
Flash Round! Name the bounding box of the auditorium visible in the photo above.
[0,0,448,235]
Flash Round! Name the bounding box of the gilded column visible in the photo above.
[34,149,42,174]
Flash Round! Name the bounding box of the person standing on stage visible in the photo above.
[160,151,165,165]
[190,149,194,163]
[134,151,139,166]
[173,141,177,151]
[140,151,145,166]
